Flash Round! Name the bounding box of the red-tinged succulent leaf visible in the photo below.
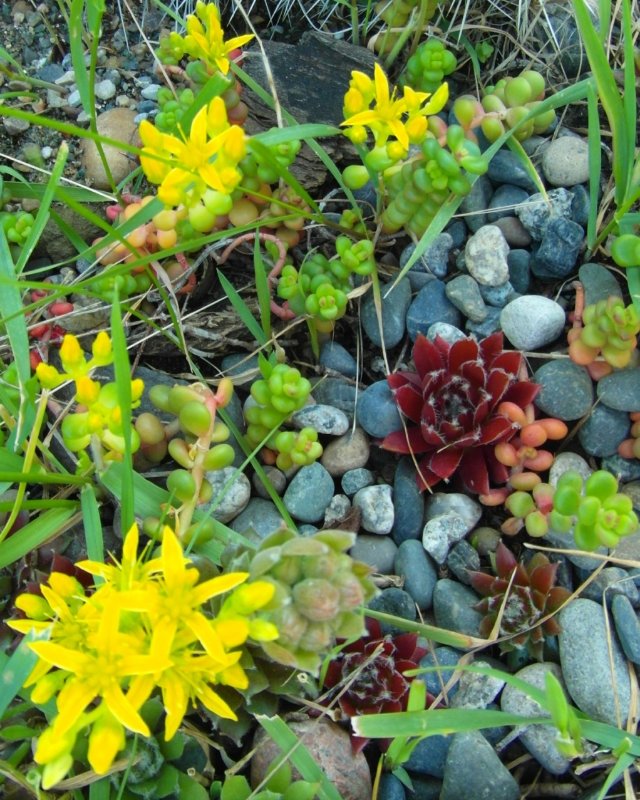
[458,447,491,495]
[486,369,513,406]
[415,457,442,491]
[448,337,479,374]
[432,335,452,359]
[491,350,522,376]
[503,380,540,408]
[421,369,446,396]
[529,561,559,595]
[388,371,420,391]
[393,633,426,660]
[461,360,486,388]
[413,334,445,378]
[472,390,492,427]
[494,542,517,577]
[427,446,464,479]
[542,617,561,636]
[486,446,511,485]
[420,419,446,446]
[479,332,505,362]
[365,617,383,639]
[479,615,496,637]
[382,427,433,454]
[477,415,514,445]
[468,570,496,596]
[440,419,465,441]
[546,586,572,612]
[394,384,423,422]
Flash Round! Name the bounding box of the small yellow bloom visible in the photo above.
[35,362,63,390]
[91,331,113,366]
[184,1,254,75]
[59,334,86,377]
[76,376,101,407]
[87,708,126,775]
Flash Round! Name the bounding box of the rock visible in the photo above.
[447,540,480,584]
[230,498,285,540]
[450,661,505,709]
[392,457,425,544]
[81,108,140,189]
[621,485,640,517]
[94,78,116,100]
[418,646,463,700]
[558,598,631,725]
[400,234,454,280]
[221,353,259,385]
[531,217,585,279]
[500,294,565,350]
[500,663,571,775]
[422,512,470,564]
[290,404,349,435]
[440,731,519,800]
[578,262,622,306]
[350,534,397,573]
[597,369,640,412]
[425,493,482,531]
[406,279,463,341]
[395,540,437,609]
[612,594,640,665]
[353,484,394,534]
[426,322,468,345]
[487,150,537,190]
[507,249,531,293]
[361,277,411,348]
[251,717,371,800]
[445,275,488,322]
[321,428,370,476]
[487,184,530,223]
[459,175,493,232]
[445,219,468,248]
[578,404,630,457]
[341,468,374,496]
[201,467,251,523]
[283,463,334,523]
[404,735,451,778]
[571,184,591,226]
[478,281,518,308]
[542,136,590,186]
[492,216,532,248]
[534,361,594,420]
[464,226,510,286]
[356,380,402,438]
[319,341,357,378]
[323,494,351,527]
[467,307,502,338]
[253,466,286,498]
[433,579,484,637]
[549,452,592,486]
[580,566,639,607]
[378,774,406,800]
[516,188,574,240]
[602,453,640,482]
[471,526,501,555]
[4,117,30,136]
[535,1,593,77]
[367,588,416,634]
[311,377,357,419]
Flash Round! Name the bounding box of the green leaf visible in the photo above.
[0,507,78,569]
[110,290,134,530]
[81,485,104,575]
[0,631,40,719]
[217,269,268,345]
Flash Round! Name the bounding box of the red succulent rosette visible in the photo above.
[381,333,539,495]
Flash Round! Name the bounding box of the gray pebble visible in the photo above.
[404,735,451,778]
[440,731,519,800]
[531,217,585,279]
[487,150,537,190]
[542,137,590,186]
[487,184,530,223]
[570,184,591,226]
[478,280,518,308]
[321,427,370,476]
[425,493,482,531]
[319,341,357,378]
[445,275,488,322]
[406,279,463,341]
[141,83,161,101]
[465,225,510,286]
[323,494,351,527]
[489,291,553,350]
[418,646,462,700]
[94,79,116,100]
[311,377,357,419]
[450,660,505,709]
[367,588,416,635]
[290,403,349,435]
[422,512,469,564]
[341,468,374,496]
[350,534,398,574]
[426,322,468,345]
[392,457,425,544]
[602,453,640,482]
[507,249,531,293]
[579,262,622,306]
[378,774,406,800]
[534,360,594,420]
[394,540,437,609]
[445,219,468,248]
[400,234,454,280]
[230,498,285,540]
[466,306,502,338]
[221,352,259,385]
[612,594,640,665]
[459,175,493,232]
[202,467,250,523]
[578,404,630,457]
[361,278,411,348]
[433,578,484,637]
[252,466,286,498]
[356,380,402,438]
[580,566,639,607]
[446,540,480,584]
[516,188,574,240]
[283,463,335,523]
[492,216,532,248]
[597,368,640,412]
[353,484,394,534]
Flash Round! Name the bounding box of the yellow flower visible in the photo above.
[184,1,254,75]
[75,376,101,407]
[35,362,63,389]
[59,334,86,377]
[342,63,410,149]
[91,331,113,365]
[77,523,161,592]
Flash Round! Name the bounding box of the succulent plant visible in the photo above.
[480,69,556,142]
[320,617,428,753]
[550,470,639,550]
[568,296,640,370]
[618,411,640,459]
[373,0,440,53]
[220,528,377,675]
[402,39,458,93]
[502,481,555,537]
[611,232,640,269]
[468,543,571,660]
[381,333,539,494]
[220,759,319,800]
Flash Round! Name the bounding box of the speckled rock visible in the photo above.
[531,217,585,279]
[368,588,416,634]
[597,369,640,412]
[425,492,483,531]
[549,452,592,486]
[440,731,519,800]
[445,275,488,322]
[500,295,565,350]
[356,380,402,438]
[290,403,349,435]
[323,494,351,527]
[341,468,374,496]
[542,136,590,186]
[81,108,140,188]
[252,466,287,499]
[534,361,594,420]
[426,322,468,345]
[579,262,622,306]
[350,534,398,573]
[201,467,251,523]
[283,463,335,523]
[251,718,371,800]
[422,512,469,564]
[611,594,640,665]
[321,428,370,476]
[433,579,484,637]
[515,188,574,240]
[578,404,630,457]
[464,225,510,286]
[353,484,394,534]
[230,498,285,540]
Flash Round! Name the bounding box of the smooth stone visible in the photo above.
[440,731,519,800]
[500,663,571,775]
[621,485,640,517]
[404,735,451,778]
[367,588,416,635]
[319,341,357,378]
[466,306,502,338]
[464,225,510,287]
[321,427,370,476]
[350,534,397,574]
[283,463,335,523]
[571,183,591,226]
[478,280,518,308]
[446,539,480,585]
[487,150,537,190]
[94,78,116,100]
[353,484,394,534]
[140,83,161,101]
[531,217,585,279]
[579,262,622,306]
[230,498,285,540]
[559,598,631,725]
[361,277,411,348]
[487,184,530,222]
[201,468,251,523]
[516,188,574,240]
[395,540,437,609]
[311,377,357,420]
[534,361,594,420]
[378,774,406,800]
[221,352,260,385]
[290,403,349,435]
[253,466,286,499]
[433,578,484,637]
[545,526,605,570]
[418,646,462,700]
[406,279,463,341]
[597,369,640,412]
[392,457,425,544]
[602,453,640,482]
[400,234,454,280]
[507,249,531,293]
[425,493,482,531]
[501,296,565,350]
[323,494,351,527]
[459,174,493,232]
[445,275,488,322]
[549,452,592,486]
[580,566,640,607]
[492,216,532,248]
[612,594,640,665]
[81,108,140,189]
[426,322,467,345]
[356,380,402,438]
[543,137,590,186]
[449,660,505,709]
[341,468,374,496]
[578,404,630,457]
[445,219,468,248]
[422,512,469,564]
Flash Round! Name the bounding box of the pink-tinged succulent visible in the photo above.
[321,618,429,753]
[468,542,571,661]
[381,333,539,495]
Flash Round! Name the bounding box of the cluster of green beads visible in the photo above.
[481,69,556,142]
[373,0,440,52]
[550,470,639,550]
[154,87,196,136]
[245,359,322,470]
[402,39,458,93]
[1,211,35,246]
[243,139,302,186]
[381,126,488,236]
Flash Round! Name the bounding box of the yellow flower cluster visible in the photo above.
[9,524,278,789]
[139,97,246,208]
[342,63,449,156]
[36,333,143,458]
[183,0,254,75]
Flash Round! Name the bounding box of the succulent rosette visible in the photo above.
[382,333,539,494]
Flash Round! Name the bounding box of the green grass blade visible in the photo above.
[620,0,636,203]
[80,484,104,568]
[585,82,602,249]
[254,237,272,344]
[217,269,268,345]
[596,752,634,800]
[0,507,79,569]
[365,609,485,649]
[255,715,344,800]
[0,631,40,719]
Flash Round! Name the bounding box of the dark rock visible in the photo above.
[361,277,411,348]
[433,579,484,637]
[319,341,358,378]
[578,262,622,306]
[578,404,630,457]
[367,588,417,634]
[597,369,640,412]
[356,380,402,438]
[487,150,537,190]
[507,249,531,293]
[531,217,585,279]
[395,540,437,609]
[459,175,493,232]
[612,594,640,665]
[487,184,530,223]
[392,457,425,544]
[534,361,594,420]
[283,463,335,523]
[440,731,519,800]
[406,279,463,341]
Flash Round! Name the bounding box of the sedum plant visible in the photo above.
[402,38,458,93]
[480,69,556,142]
[220,759,319,800]
[567,296,640,370]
